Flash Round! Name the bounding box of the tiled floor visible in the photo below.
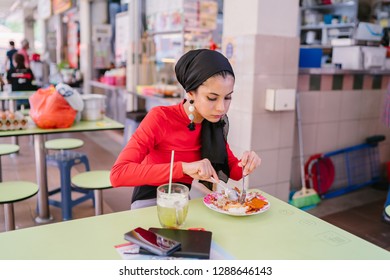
[0,130,389,252]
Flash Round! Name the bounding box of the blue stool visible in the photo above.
[123,110,147,146]
[44,138,94,220]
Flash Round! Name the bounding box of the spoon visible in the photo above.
[210,177,239,201]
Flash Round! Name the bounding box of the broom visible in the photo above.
[290,92,321,208]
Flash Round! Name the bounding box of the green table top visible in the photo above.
[0,181,38,203]
[71,170,111,189]
[0,194,388,260]
[0,116,124,137]
[0,144,20,156]
[44,138,84,150]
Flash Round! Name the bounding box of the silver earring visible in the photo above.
[188,99,195,131]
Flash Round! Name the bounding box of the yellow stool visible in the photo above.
[0,181,38,231]
[45,138,84,151]
[71,170,112,216]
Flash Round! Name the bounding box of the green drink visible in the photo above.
[157,184,189,228]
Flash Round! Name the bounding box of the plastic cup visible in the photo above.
[157,183,189,228]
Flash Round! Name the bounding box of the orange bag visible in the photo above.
[29,86,77,128]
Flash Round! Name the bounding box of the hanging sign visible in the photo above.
[53,0,72,15]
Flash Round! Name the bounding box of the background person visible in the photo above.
[6,53,36,110]
[4,41,18,71]
[110,49,261,209]
[18,39,30,68]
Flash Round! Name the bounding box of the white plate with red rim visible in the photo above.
[203,190,270,216]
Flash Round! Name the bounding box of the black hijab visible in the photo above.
[175,49,234,188]
[175,49,234,92]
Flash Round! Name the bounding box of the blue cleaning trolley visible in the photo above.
[305,135,385,199]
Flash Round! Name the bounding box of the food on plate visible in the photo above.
[204,191,269,215]
[247,197,268,210]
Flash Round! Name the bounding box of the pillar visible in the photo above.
[222,0,300,201]
[80,0,92,94]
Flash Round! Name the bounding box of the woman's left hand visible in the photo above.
[238,151,261,176]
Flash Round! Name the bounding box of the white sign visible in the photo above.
[92,24,112,42]
[115,11,130,67]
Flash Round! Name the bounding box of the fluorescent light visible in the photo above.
[10,0,21,12]
[161,58,176,63]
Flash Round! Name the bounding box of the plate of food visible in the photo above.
[203,190,270,216]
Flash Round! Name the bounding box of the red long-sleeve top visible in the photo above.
[110,101,242,187]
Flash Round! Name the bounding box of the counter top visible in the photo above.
[89,80,126,90]
[0,116,124,137]
[299,68,390,75]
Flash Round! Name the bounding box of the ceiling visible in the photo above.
[0,0,37,21]
[0,0,18,20]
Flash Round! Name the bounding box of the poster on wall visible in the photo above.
[115,11,130,67]
[222,36,236,68]
[92,24,111,69]
[53,0,72,15]
[67,11,79,69]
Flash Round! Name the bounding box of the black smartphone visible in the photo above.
[124,227,181,256]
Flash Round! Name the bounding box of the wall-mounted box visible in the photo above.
[265,89,296,111]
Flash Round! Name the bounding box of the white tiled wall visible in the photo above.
[250,149,279,186]
[227,109,253,150]
[224,0,299,37]
[318,91,342,122]
[359,90,383,119]
[337,120,361,148]
[279,112,296,148]
[230,74,255,113]
[339,91,363,120]
[255,36,285,75]
[223,0,260,36]
[257,0,299,38]
[251,112,281,150]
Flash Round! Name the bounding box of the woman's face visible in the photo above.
[189,74,234,123]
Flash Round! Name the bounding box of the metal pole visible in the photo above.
[4,203,15,231]
[34,134,52,223]
[0,157,2,182]
[94,190,103,216]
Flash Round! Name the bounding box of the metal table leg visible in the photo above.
[34,134,53,223]
[94,190,103,216]
[8,100,19,146]
[4,203,15,231]
[114,89,119,122]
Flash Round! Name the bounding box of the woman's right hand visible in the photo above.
[182,159,218,182]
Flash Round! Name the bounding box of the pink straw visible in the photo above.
[168,150,175,194]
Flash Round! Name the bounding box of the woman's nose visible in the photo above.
[216,100,225,112]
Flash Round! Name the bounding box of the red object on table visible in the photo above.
[29,86,76,128]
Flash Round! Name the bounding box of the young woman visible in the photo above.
[110,49,261,209]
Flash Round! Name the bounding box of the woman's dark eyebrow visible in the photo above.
[209,91,233,96]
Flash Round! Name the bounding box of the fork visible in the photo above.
[239,168,247,204]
